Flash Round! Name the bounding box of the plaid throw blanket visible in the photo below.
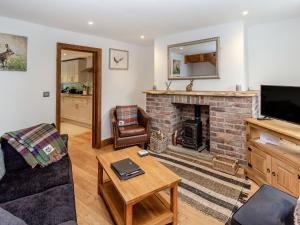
[2,124,67,168]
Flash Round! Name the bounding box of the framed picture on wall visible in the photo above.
[109,48,129,70]
[0,32,27,71]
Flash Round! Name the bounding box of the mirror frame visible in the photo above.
[168,37,220,80]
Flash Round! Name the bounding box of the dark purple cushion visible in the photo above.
[0,156,72,203]
[0,138,29,172]
[0,184,76,225]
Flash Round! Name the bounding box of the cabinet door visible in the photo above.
[61,62,68,82]
[86,56,93,68]
[87,98,92,125]
[271,158,299,196]
[73,60,79,82]
[77,98,88,124]
[248,146,272,184]
[61,97,73,120]
[61,97,66,118]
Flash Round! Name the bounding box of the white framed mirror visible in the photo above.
[168,37,220,80]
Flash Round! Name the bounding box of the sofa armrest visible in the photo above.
[61,134,69,149]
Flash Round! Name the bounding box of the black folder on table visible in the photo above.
[111,158,144,180]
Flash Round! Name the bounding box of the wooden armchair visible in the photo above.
[110,107,150,149]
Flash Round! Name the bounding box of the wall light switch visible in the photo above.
[43,92,50,97]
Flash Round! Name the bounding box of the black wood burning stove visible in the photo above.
[182,105,202,150]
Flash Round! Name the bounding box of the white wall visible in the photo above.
[0,16,153,139]
[154,22,246,91]
[191,62,216,76]
[247,17,300,89]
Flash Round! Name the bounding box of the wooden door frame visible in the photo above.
[56,43,102,148]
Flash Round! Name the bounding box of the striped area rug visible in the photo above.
[150,150,251,224]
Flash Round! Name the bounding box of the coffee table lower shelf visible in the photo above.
[100,181,174,225]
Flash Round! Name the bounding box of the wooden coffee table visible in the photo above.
[97,146,181,225]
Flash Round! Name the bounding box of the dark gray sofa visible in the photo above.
[0,134,77,225]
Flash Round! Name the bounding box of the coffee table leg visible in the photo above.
[170,183,178,225]
[124,203,133,225]
[98,162,103,196]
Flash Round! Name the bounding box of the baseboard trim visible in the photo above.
[101,137,113,147]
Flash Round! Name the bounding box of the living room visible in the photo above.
[0,1,299,225]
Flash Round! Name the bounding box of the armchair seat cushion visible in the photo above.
[118,125,146,138]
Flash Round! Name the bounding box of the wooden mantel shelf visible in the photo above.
[143,90,259,97]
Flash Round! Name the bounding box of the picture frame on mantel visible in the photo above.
[109,48,129,70]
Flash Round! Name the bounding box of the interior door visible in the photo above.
[248,146,272,184]
[271,158,299,196]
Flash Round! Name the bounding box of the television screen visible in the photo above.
[261,85,300,124]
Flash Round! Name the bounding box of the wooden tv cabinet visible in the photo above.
[245,118,300,197]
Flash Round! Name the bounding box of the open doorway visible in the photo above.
[56,43,102,148]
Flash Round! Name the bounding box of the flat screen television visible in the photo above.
[261,85,300,124]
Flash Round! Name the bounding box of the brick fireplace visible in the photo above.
[145,90,259,165]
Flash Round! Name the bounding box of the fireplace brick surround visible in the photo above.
[145,90,259,165]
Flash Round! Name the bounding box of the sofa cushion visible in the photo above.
[0,147,5,180]
[59,221,77,225]
[118,125,146,137]
[0,184,76,225]
[0,207,27,225]
[231,184,297,225]
[1,137,29,172]
[116,105,138,127]
[0,156,72,203]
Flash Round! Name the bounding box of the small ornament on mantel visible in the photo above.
[186,80,194,92]
[165,81,172,90]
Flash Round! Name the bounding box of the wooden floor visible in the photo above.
[68,132,258,225]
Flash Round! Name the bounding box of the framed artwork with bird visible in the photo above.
[109,48,129,70]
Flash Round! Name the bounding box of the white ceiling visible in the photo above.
[0,0,299,46]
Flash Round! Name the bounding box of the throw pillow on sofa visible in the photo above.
[0,207,27,225]
[1,123,67,168]
[116,105,138,127]
[0,147,5,180]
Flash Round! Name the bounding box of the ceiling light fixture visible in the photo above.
[243,11,249,16]
[63,53,67,56]
[140,35,145,39]
[179,47,183,50]
[88,21,94,25]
